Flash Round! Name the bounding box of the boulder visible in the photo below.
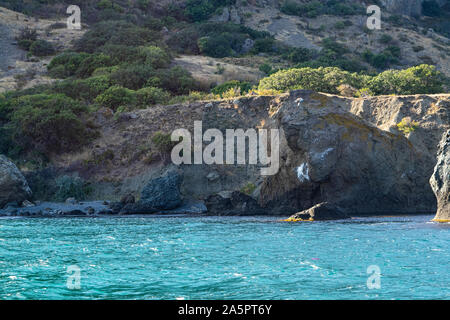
[206,191,268,215]
[286,202,349,221]
[112,170,183,214]
[141,170,182,210]
[430,130,450,222]
[0,155,32,208]
[120,193,135,205]
[0,201,112,217]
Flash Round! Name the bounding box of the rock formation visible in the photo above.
[0,155,32,208]
[430,130,449,222]
[285,202,349,221]
[8,91,447,219]
[264,90,436,217]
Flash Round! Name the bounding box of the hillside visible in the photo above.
[0,1,449,217]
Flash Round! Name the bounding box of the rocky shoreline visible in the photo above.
[1,91,448,221]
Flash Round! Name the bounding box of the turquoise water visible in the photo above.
[0,215,448,300]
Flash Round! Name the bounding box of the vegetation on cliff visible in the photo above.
[0,0,448,168]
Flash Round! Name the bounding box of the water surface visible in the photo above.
[0,215,448,299]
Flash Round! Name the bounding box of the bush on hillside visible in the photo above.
[136,87,171,106]
[257,64,445,96]
[184,0,236,22]
[151,66,198,95]
[29,40,55,56]
[367,64,444,95]
[75,53,113,78]
[258,67,364,94]
[110,64,154,90]
[95,85,136,110]
[75,21,159,53]
[53,76,111,102]
[8,94,92,155]
[47,52,90,78]
[211,80,252,97]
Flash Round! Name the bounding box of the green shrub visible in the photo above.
[368,64,444,95]
[53,76,111,102]
[168,22,272,57]
[136,87,171,106]
[251,38,277,54]
[397,117,419,134]
[167,91,213,104]
[15,27,37,51]
[29,40,55,56]
[95,85,136,110]
[184,0,236,22]
[47,52,90,78]
[98,44,140,64]
[9,94,92,155]
[259,63,273,75]
[152,66,198,95]
[152,131,174,161]
[75,21,159,53]
[321,38,349,55]
[75,53,113,78]
[211,80,252,97]
[281,0,363,18]
[110,64,154,90]
[283,47,316,63]
[379,34,393,44]
[258,67,363,94]
[198,33,244,57]
[258,64,444,96]
[138,45,172,68]
[241,182,256,195]
[362,48,400,69]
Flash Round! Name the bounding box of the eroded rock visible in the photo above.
[0,155,32,208]
[430,130,450,222]
[261,90,435,217]
[286,202,349,221]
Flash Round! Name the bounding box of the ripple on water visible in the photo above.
[0,215,448,300]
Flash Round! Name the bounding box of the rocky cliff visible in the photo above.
[430,129,450,222]
[0,155,32,207]
[29,91,448,218]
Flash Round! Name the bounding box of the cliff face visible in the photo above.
[45,92,449,217]
[430,130,450,221]
[0,155,32,207]
[260,91,437,215]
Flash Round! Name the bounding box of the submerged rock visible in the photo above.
[285,202,349,221]
[0,155,32,208]
[430,130,450,222]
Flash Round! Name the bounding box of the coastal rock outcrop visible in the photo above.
[44,90,449,219]
[430,130,450,222]
[286,202,349,221]
[206,191,268,216]
[260,90,435,216]
[114,169,183,214]
[0,155,32,208]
